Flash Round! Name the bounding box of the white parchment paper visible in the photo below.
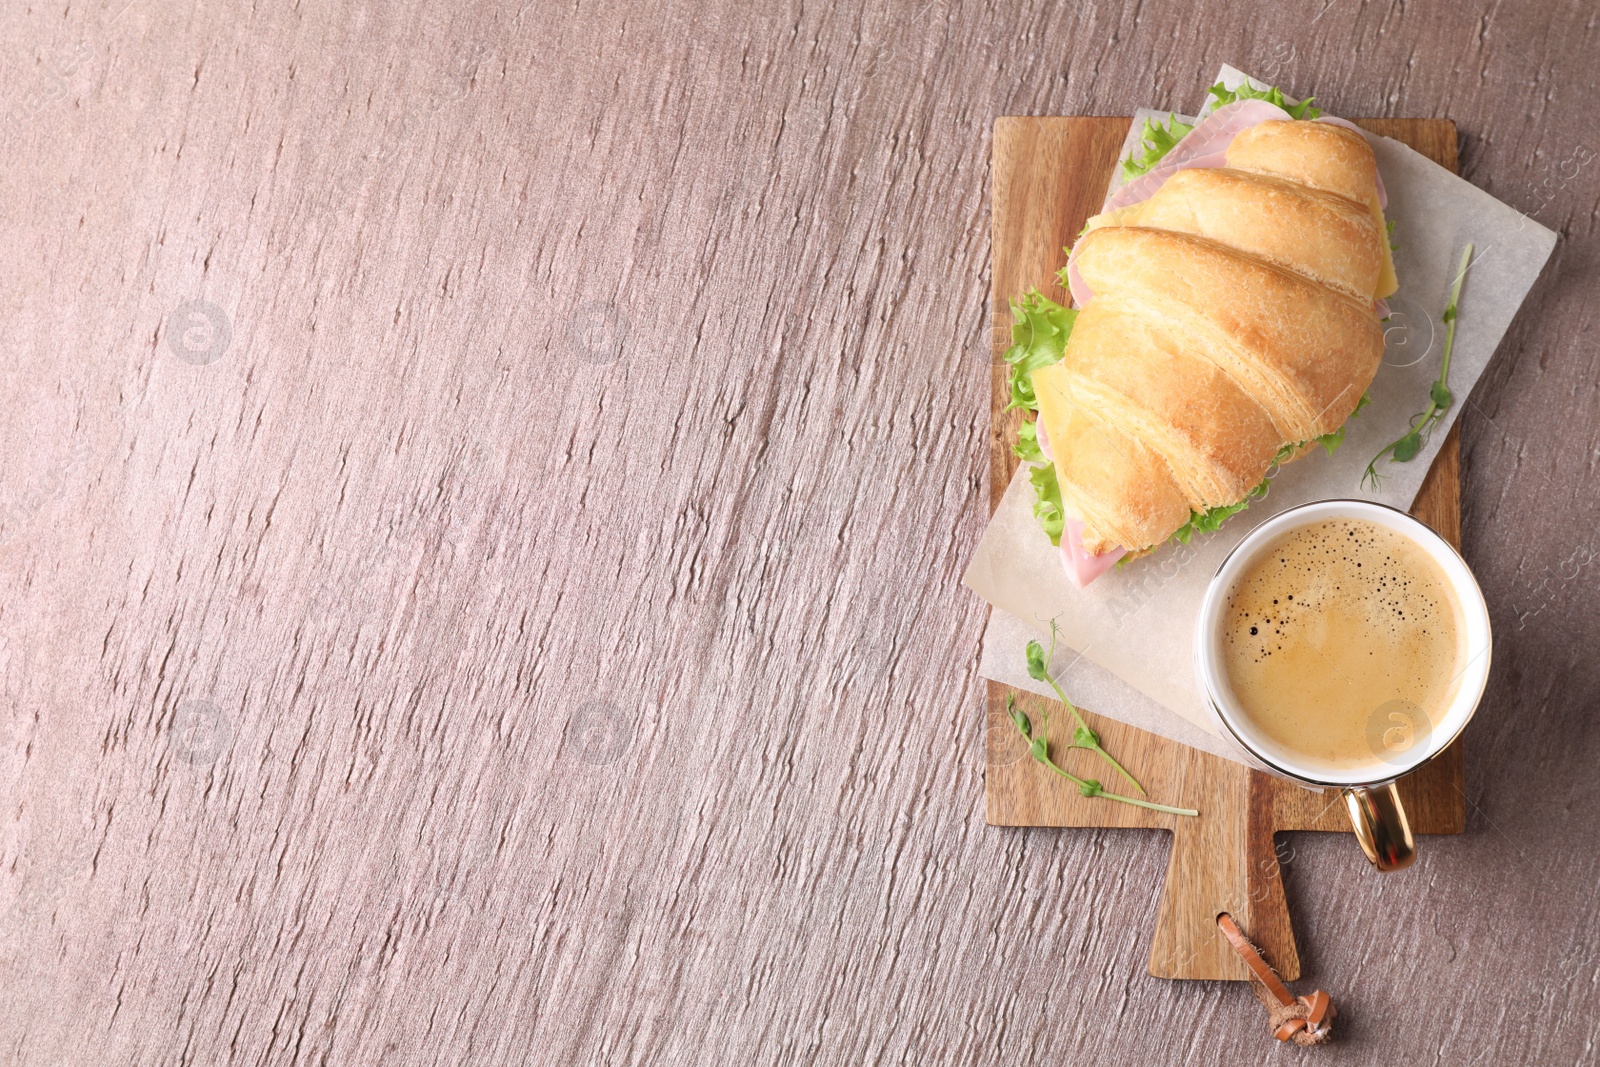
[966,66,1558,761]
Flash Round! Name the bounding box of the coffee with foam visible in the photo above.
[1220,517,1466,775]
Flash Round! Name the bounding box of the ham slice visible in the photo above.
[1103,99,1293,212]
[1062,518,1126,587]
[1034,414,1054,461]
[1064,260,1094,311]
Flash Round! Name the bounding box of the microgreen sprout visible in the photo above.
[1024,622,1146,794]
[1363,243,1474,490]
[1005,694,1199,817]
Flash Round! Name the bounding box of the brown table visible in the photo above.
[0,1,1595,1063]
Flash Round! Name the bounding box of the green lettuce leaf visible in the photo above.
[1171,477,1271,545]
[1205,79,1321,120]
[1121,113,1196,179]
[1004,292,1081,547]
[1002,291,1077,413]
[1002,290,1079,546]
[1310,391,1371,455]
[1013,420,1044,464]
[1169,391,1371,546]
[1028,461,1066,547]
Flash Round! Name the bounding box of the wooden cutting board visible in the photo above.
[986,117,1466,981]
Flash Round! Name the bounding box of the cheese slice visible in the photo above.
[1370,193,1398,299]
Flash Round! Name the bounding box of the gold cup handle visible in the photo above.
[1341,782,1417,871]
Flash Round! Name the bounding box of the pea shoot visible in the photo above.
[1363,242,1475,490]
[1022,623,1144,793]
[1005,695,1199,817]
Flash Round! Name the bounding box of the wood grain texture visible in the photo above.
[986,117,1464,981]
[0,1,1597,1064]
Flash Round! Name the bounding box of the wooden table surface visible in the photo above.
[0,1,1595,1063]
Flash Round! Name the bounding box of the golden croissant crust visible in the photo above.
[1034,119,1390,555]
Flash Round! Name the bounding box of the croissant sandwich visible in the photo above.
[1003,81,1398,586]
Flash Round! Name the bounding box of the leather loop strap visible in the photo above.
[1217,913,1337,1047]
[1217,913,1294,1002]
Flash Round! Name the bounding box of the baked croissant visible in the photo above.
[1031,118,1394,572]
